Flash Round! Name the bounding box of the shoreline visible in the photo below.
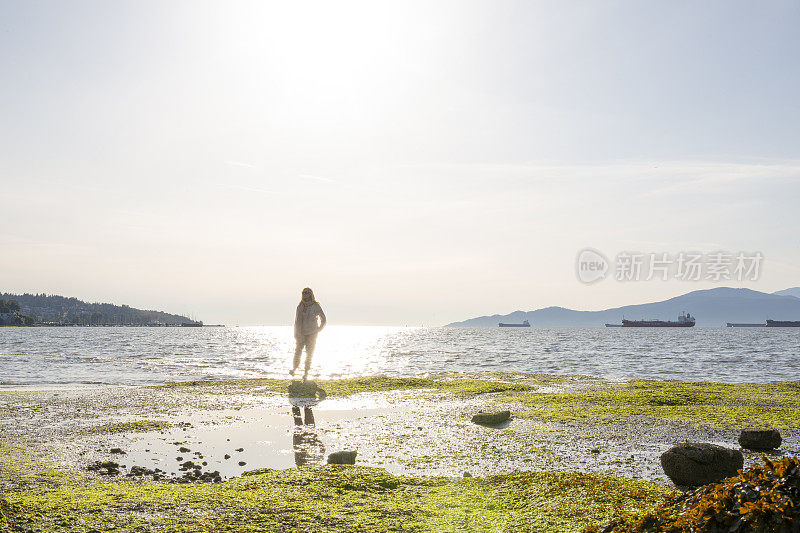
[2,373,799,531]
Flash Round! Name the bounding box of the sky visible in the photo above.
[1,0,799,326]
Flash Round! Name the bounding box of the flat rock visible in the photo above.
[288,380,327,399]
[327,450,357,465]
[471,410,511,426]
[739,429,782,450]
[660,443,743,486]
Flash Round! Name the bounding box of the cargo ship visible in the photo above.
[766,319,800,327]
[622,312,695,327]
[499,319,530,327]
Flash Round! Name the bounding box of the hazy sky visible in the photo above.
[1,1,799,325]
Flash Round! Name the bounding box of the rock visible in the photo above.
[109,448,126,455]
[739,429,782,450]
[660,443,743,486]
[288,380,327,399]
[88,460,120,476]
[178,447,190,453]
[238,461,247,466]
[128,465,154,477]
[327,450,357,465]
[462,472,472,478]
[235,448,244,452]
[471,411,511,426]
[224,454,230,460]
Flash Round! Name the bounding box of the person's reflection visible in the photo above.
[292,406,325,466]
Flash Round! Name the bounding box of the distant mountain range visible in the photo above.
[446,287,800,327]
[773,287,800,299]
[0,292,196,326]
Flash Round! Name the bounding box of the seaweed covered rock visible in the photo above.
[471,410,511,426]
[739,429,781,451]
[87,460,120,476]
[288,380,327,399]
[660,443,743,486]
[587,455,800,533]
[327,450,357,465]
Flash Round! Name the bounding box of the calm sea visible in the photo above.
[0,326,798,387]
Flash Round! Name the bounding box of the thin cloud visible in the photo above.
[298,173,337,183]
[224,185,287,196]
[225,161,258,169]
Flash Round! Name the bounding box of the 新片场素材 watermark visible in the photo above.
[575,249,762,283]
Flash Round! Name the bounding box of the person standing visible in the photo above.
[292,287,326,381]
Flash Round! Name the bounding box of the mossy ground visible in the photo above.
[87,420,171,435]
[502,380,800,429]
[0,462,673,533]
[155,372,574,398]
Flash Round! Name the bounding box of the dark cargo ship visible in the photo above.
[766,319,800,327]
[622,312,695,327]
[498,319,530,327]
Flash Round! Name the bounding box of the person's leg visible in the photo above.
[292,337,304,375]
[302,333,317,380]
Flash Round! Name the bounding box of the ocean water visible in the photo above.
[0,326,798,387]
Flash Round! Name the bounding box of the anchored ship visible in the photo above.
[766,319,800,327]
[498,319,530,327]
[622,312,695,328]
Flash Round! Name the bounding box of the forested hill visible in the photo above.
[0,292,196,326]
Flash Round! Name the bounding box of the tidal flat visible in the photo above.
[1,373,798,532]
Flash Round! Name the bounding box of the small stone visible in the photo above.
[224,454,231,460]
[591,449,600,454]
[739,429,782,450]
[327,450,357,465]
[462,472,472,478]
[235,448,244,452]
[109,448,126,455]
[179,447,190,453]
[238,461,247,466]
[471,411,511,426]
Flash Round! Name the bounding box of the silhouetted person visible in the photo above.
[292,287,326,381]
[292,405,325,466]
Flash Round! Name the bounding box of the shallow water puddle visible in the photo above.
[123,404,392,479]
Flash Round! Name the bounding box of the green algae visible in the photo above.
[86,420,171,435]
[503,380,800,429]
[156,373,540,398]
[423,472,674,532]
[0,463,673,533]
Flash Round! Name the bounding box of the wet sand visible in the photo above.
[3,374,796,484]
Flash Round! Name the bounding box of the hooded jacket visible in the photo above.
[295,296,326,338]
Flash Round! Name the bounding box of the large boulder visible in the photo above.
[660,443,743,486]
[471,410,511,426]
[739,429,782,450]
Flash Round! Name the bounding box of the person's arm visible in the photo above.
[316,305,327,332]
[294,305,302,339]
